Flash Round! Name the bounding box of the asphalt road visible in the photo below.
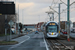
[0,32,46,50]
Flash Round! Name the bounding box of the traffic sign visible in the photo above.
[8,20,14,27]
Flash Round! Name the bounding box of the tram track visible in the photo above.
[46,38,73,50]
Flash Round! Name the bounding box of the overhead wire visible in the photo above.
[51,0,54,7]
[49,0,54,11]
[53,0,59,8]
[54,8,67,19]
[48,0,55,21]
[49,0,75,21]
[53,0,59,20]
[50,0,60,21]
[54,8,75,20]
[54,0,75,21]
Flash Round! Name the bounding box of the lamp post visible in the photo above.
[62,9,67,30]
[22,9,24,33]
[15,0,16,34]
[59,3,60,33]
[64,11,66,30]
[18,4,20,34]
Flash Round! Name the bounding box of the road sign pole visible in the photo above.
[8,20,14,41]
[5,15,7,41]
[67,0,70,41]
[10,26,12,41]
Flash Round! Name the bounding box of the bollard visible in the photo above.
[67,38,70,42]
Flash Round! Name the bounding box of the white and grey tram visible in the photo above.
[44,21,60,38]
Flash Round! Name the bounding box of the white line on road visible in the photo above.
[8,35,30,50]
[43,37,49,50]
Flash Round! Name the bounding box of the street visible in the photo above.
[0,31,75,50]
[0,0,75,50]
[0,32,46,50]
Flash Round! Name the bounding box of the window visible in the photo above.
[48,26,57,32]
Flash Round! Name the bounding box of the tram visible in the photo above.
[44,21,60,38]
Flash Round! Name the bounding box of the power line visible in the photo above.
[54,8,67,19]
[54,7,75,19]
[53,0,59,8]
[51,0,54,7]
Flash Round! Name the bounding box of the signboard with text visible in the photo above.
[0,1,15,15]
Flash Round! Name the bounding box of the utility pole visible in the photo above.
[15,0,16,34]
[22,9,24,34]
[61,0,75,41]
[64,12,66,30]
[59,3,60,33]
[67,0,70,41]
[18,4,20,35]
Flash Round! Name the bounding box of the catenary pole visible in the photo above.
[59,3,60,33]
[67,0,70,41]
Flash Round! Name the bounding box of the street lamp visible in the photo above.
[63,10,67,30]
[22,9,25,33]
[14,0,16,34]
[15,2,20,34]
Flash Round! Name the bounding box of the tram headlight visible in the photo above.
[49,32,51,35]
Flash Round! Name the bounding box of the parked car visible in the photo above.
[63,31,67,34]
[71,28,75,33]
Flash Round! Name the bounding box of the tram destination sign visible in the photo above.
[50,23,55,25]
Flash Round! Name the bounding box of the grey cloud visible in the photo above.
[15,0,52,3]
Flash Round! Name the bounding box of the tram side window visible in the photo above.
[48,26,57,32]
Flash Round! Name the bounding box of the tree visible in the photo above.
[0,15,17,34]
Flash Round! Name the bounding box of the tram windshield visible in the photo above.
[48,26,57,32]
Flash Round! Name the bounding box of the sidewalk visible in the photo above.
[0,33,25,41]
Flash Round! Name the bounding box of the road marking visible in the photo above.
[43,37,49,50]
[40,42,45,47]
[8,35,30,50]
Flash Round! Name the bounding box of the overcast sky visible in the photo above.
[2,0,75,24]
